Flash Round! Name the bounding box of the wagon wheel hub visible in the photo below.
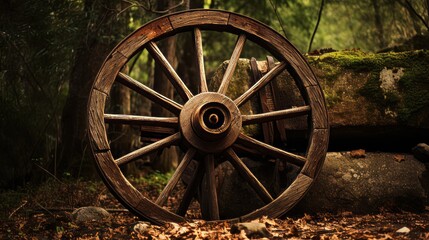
[180,92,242,153]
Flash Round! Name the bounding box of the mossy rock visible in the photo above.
[210,50,429,131]
[308,50,429,127]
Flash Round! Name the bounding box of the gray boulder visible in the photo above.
[72,206,111,223]
[215,152,429,217]
[296,152,429,213]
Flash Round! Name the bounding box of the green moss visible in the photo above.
[309,50,429,124]
[324,88,342,108]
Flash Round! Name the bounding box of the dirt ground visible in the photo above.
[1,179,428,239]
[1,209,429,239]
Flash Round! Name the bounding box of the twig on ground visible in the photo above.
[9,200,28,219]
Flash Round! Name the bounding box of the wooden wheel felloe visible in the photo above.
[88,9,329,224]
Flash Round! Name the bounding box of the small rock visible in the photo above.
[231,222,271,238]
[72,206,111,223]
[396,226,410,234]
[350,149,366,158]
[133,221,151,234]
[342,173,352,181]
[412,143,429,163]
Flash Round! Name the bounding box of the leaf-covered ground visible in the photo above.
[1,178,428,239]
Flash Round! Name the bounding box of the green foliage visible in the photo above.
[0,0,83,187]
[132,171,173,193]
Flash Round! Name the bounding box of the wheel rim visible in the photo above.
[88,9,329,224]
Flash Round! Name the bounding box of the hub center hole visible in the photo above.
[203,108,225,129]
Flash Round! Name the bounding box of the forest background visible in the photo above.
[1,0,428,189]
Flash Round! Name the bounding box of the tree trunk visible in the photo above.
[59,0,125,178]
[372,0,385,49]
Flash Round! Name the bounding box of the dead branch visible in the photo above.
[404,0,429,31]
[8,200,28,219]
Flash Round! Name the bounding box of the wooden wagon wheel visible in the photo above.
[88,9,329,224]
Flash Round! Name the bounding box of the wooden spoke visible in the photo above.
[104,114,178,128]
[156,148,197,206]
[146,41,193,101]
[116,72,182,115]
[217,34,246,94]
[225,148,273,204]
[194,28,208,92]
[201,154,220,220]
[242,106,311,125]
[235,133,306,167]
[234,62,287,107]
[176,161,205,216]
[115,132,181,166]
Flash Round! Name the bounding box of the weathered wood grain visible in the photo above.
[169,10,229,29]
[146,41,193,101]
[194,28,208,92]
[241,106,311,125]
[235,133,306,167]
[88,89,110,151]
[218,34,246,94]
[115,133,181,166]
[302,128,329,178]
[201,154,220,220]
[234,62,287,107]
[116,17,172,58]
[267,56,288,142]
[306,85,329,129]
[104,114,178,128]
[116,72,182,115]
[250,57,274,144]
[94,52,128,94]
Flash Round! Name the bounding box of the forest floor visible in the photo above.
[1,175,428,239]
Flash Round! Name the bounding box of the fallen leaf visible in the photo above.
[133,221,150,234]
[394,154,405,162]
[350,149,366,158]
[239,229,249,239]
[167,222,180,235]
[288,225,299,236]
[303,213,313,221]
[260,216,278,227]
[396,226,410,234]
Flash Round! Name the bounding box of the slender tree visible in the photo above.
[59,0,128,177]
[308,0,325,52]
